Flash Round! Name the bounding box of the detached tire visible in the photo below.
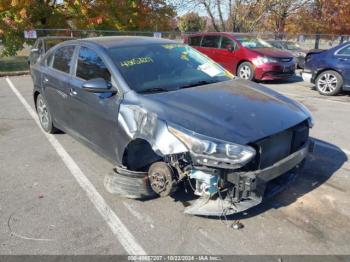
[237,62,254,81]
[36,93,57,133]
[315,70,343,96]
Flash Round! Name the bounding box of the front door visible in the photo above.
[67,46,121,161]
[335,44,350,86]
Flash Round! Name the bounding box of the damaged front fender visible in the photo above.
[117,103,188,165]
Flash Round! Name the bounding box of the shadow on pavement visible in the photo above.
[261,74,304,85]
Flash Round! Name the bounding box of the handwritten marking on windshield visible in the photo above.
[120,57,154,67]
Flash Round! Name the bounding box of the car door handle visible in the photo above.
[70,88,77,96]
[338,57,348,61]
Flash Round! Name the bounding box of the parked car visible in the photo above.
[266,40,307,68]
[184,33,296,81]
[28,36,75,69]
[302,42,350,96]
[31,36,313,216]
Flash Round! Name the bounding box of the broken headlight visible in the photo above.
[168,125,255,168]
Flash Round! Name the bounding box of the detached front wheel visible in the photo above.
[36,94,56,133]
[237,62,254,81]
[315,70,343,96]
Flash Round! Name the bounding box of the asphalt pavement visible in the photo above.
[0,74,350,255]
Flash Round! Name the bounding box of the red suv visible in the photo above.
[184,33,296,81]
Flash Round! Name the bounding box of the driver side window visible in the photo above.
[76,47,111,82]
[220,37,237,50]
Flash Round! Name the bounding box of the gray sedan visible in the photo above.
[30,36,314,216]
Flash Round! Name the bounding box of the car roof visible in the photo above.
[72,36,176,49]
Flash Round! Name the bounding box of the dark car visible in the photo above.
[28,36,75,69]
[302,42,350,96]
[266,40,307,68]
[30,36,314,216]
[184,33,296,81]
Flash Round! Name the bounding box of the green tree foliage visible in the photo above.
[178,12,206,32]
[0,0,176,56]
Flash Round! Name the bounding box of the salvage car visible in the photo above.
[184,33,296,81]
[302,42,350,96]
[28,36,75,70]
[266,40,307,68]
[30,36,314,216]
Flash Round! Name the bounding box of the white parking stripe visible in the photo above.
[5,77,146,255]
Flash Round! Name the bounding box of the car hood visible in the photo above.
[252,48,293,58]
[139,79,310,145]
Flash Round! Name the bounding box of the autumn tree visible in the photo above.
[178,12,206,32]
[175,0,275,32]
[286,0,350,35]
[0,0,176,56]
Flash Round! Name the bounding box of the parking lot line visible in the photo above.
[5,77,146,255]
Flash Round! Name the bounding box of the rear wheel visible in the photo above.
[315,70,343,96]
[237,62,254,81]
[36,94,57,133]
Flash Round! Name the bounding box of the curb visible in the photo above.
[0,71,29,77]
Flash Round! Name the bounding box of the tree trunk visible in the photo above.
[202,1,220,31]
[216,0,226,31]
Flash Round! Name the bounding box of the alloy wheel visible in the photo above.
[317,73,338,94]
[239,65,251,80]
[37,96,50,130]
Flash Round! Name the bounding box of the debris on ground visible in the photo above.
[231,220,244,230]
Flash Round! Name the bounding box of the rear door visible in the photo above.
[67,45,121,161]
[41,45,76,129]
[199,35,221,63]
[187,35,202,51]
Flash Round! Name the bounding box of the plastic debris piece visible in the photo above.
[231,220,244,230]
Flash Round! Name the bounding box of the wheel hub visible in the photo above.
[148,162,175,197]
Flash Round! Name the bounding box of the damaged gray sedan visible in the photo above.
[31,36,314,216]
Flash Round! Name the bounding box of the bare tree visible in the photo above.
[174,0,275,32]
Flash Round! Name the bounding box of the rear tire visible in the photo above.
[36,94,57,133]
[315,70,343,96]
[237,62,254,81]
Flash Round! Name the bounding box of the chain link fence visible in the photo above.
[1,28,349,73]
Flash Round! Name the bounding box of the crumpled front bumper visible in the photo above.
[184,140,314,216]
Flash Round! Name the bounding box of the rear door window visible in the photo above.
[76,47,111,82]
[201,36,220,48]
[45,52,54,66]
[52,46,75,73]
[188,36,202,47]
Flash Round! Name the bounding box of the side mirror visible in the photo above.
[226,44,234,52]
[82,78,117,93]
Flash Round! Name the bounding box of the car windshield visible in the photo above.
[108,43,233,93]
[236,38,272,49]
